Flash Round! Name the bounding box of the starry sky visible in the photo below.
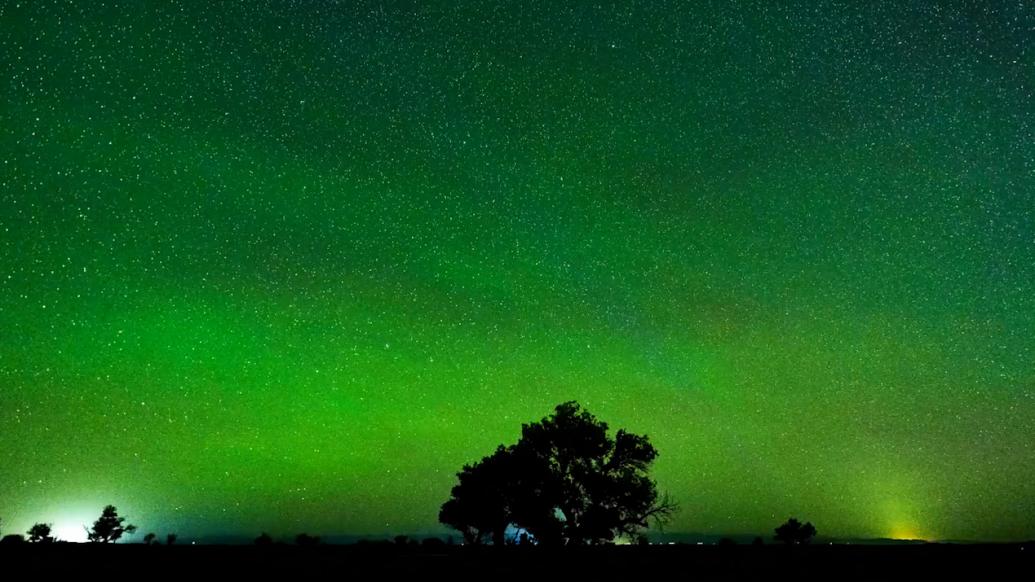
[1,1,1033,543]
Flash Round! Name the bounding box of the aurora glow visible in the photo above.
[1,1,1033,543]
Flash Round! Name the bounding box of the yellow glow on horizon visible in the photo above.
[889,524,927,541]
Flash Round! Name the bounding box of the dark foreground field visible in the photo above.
[2,542,1032,580]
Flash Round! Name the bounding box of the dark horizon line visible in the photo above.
[16,533,1029,546]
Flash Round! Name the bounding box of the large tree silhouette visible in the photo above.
[774,517,817,545]
[87,505,137,543]
[439,445,516,545]
[440,401,675,545]
[439,443,556,545]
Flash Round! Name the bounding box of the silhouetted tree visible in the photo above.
[440,401,676,546]
[27,523,55,543]
[774,517,816,545]
[295,533,320,546]
[255,532,274,546]
[87,505,137,543]
[166,533,178,545]
[439,445,525,545]
[752,536,765,546]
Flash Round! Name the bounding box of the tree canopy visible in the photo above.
[27,523,54,544]
[774,517,817,545]
[440,401,675,545]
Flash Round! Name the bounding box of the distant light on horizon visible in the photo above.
[889,525,927,542]
[52,521,89,543]
[45,504,107,543]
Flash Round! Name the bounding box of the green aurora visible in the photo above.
[1,1,1033,542]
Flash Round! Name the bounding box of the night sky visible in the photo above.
[1,1,1033,543]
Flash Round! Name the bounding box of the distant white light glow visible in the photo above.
[52,520,89,543]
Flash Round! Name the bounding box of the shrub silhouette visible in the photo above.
[87,505,137,543]
[1,534,26,545]
[774,517,816,545]
[166,533,178,545]
[255,532,274,545]
[295,533,320,546]
[440,401,676,546]
[27,523,55,543]
[143,532,157,546]
[421,537,446,549]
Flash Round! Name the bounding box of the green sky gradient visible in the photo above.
[1,1,1033,541]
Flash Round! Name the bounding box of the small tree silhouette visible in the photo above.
[255,532,274,545]
[143,532,157,546]
[295,533,320,546]
[774,517,816,545]
[27,523,55,543]
[87,505,137,543]
[166,533,178,545]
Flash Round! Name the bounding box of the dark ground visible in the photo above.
[2,542,1032,580]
